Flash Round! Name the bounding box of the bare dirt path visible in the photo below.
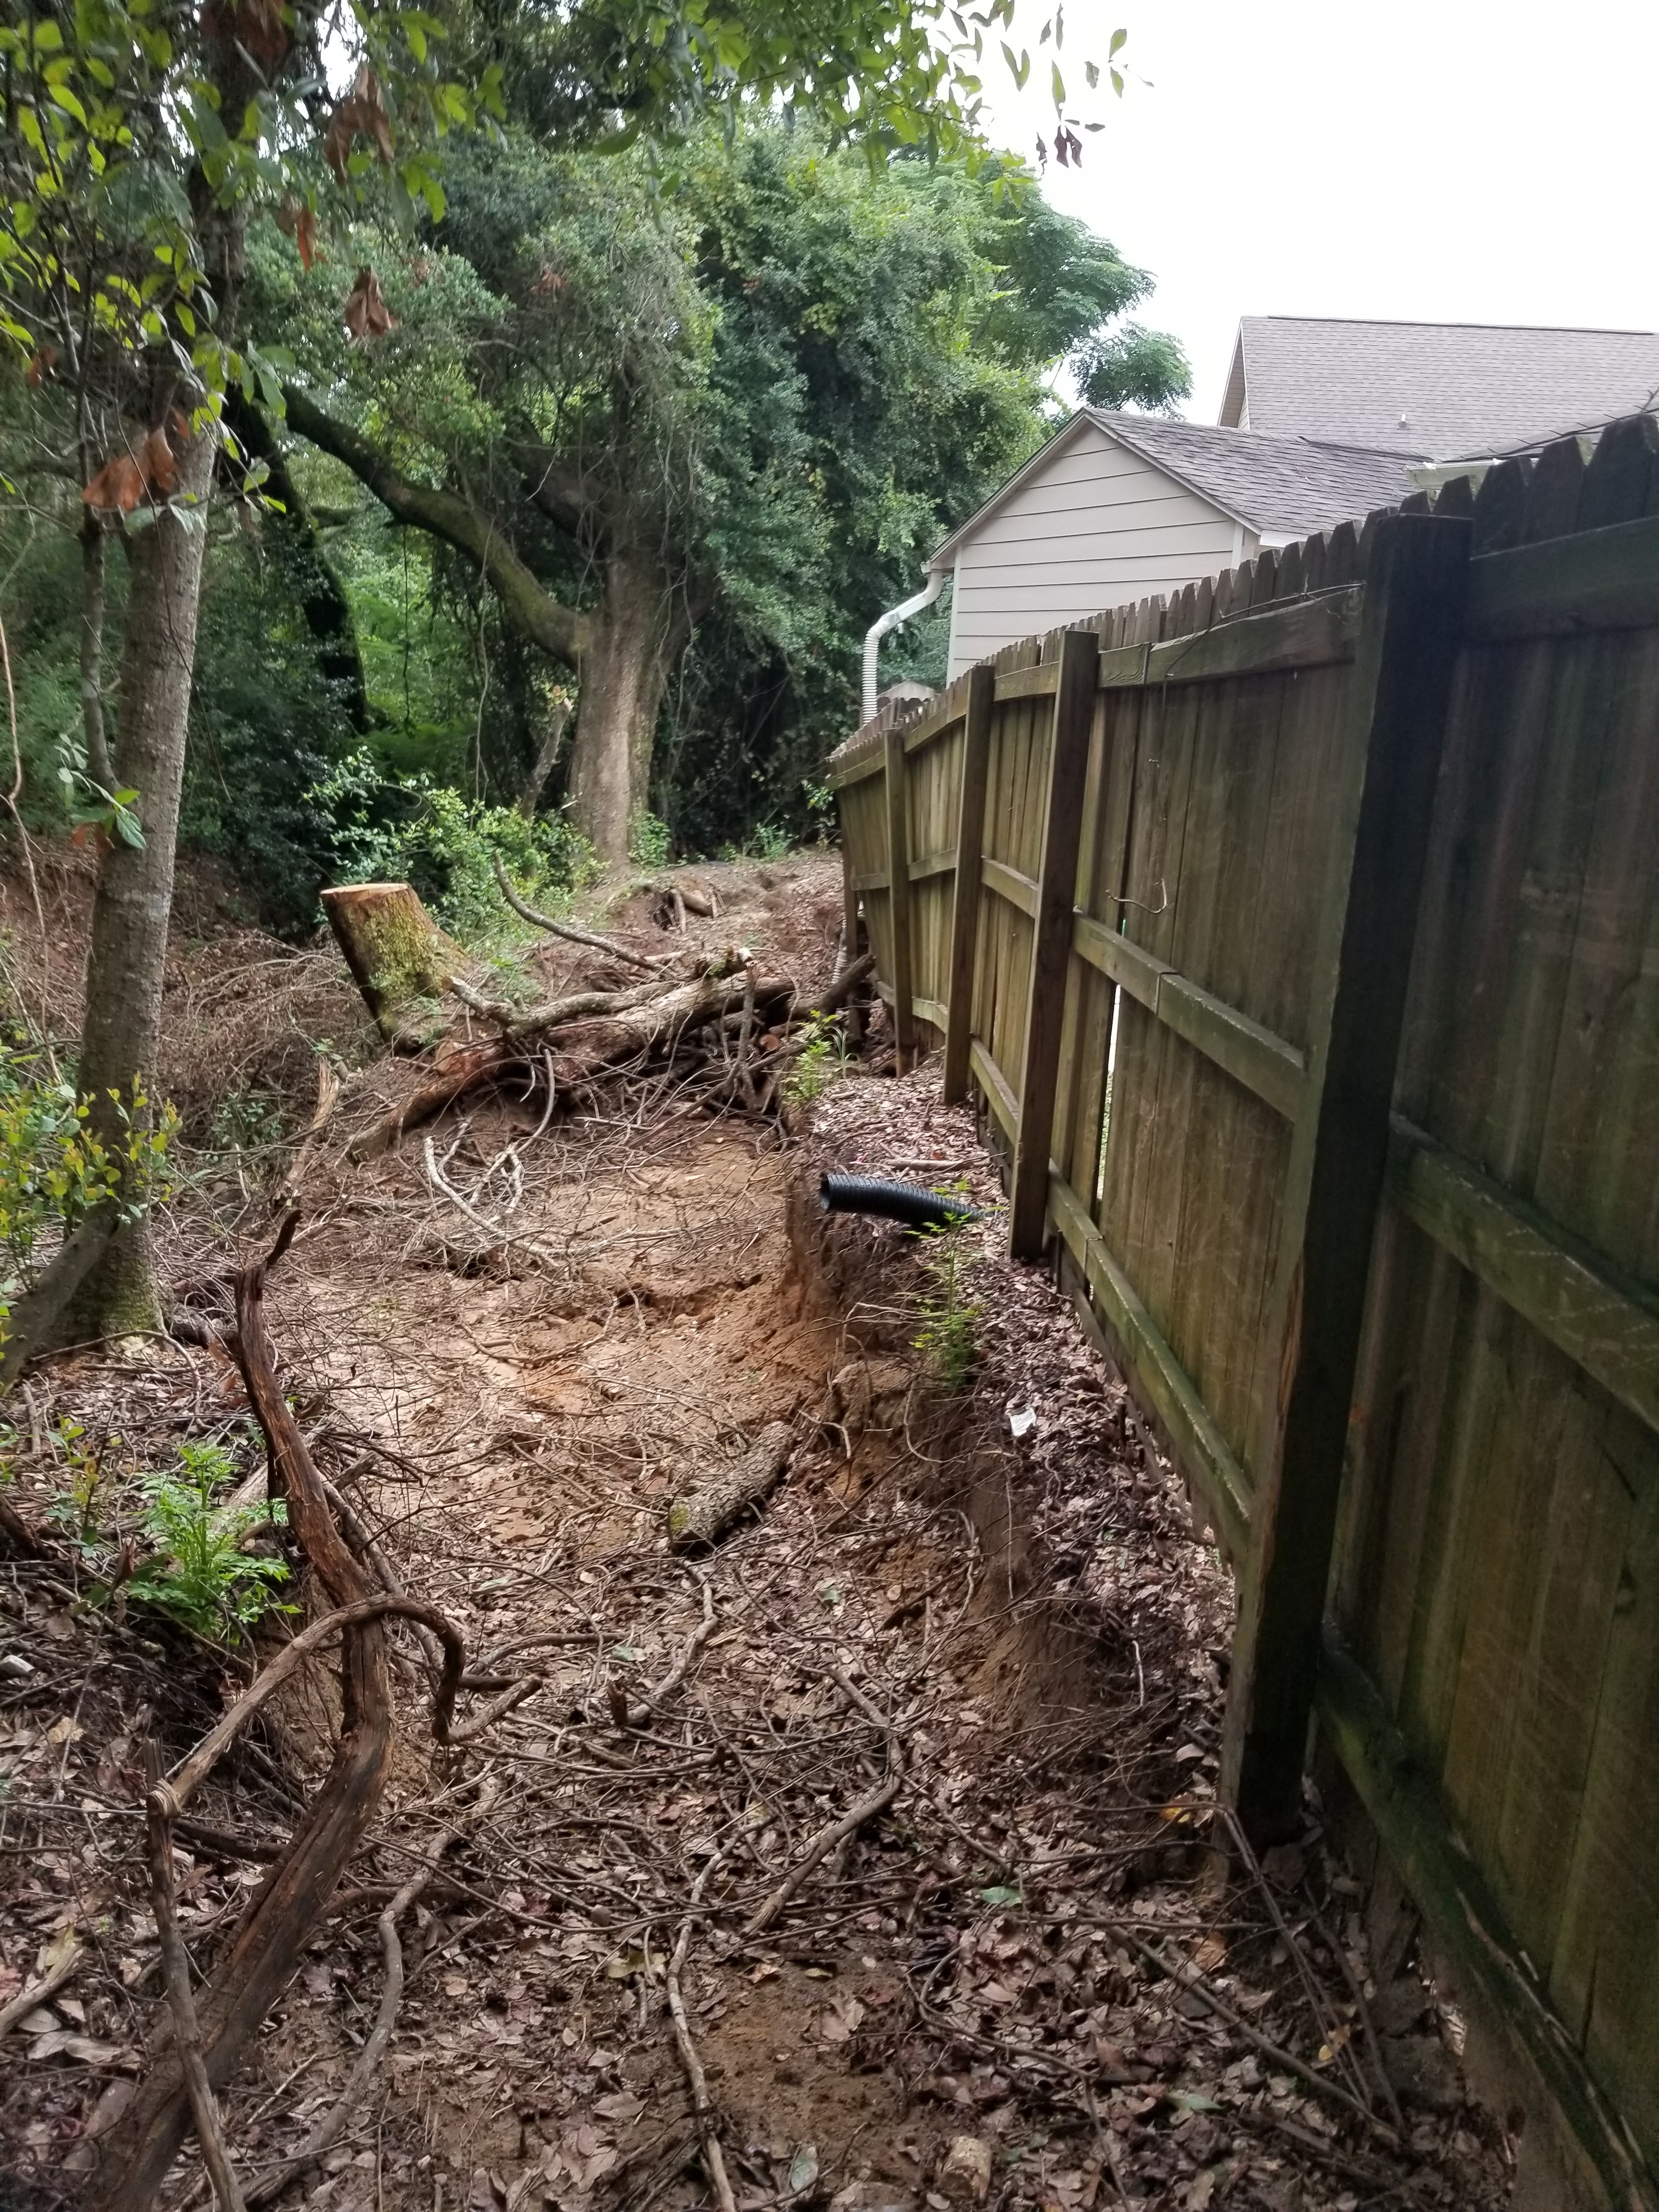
[1,857,1516,2212]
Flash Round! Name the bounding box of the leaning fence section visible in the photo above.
[830,417,1659,2212]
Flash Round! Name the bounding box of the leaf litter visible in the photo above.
[0,855,1517,2211]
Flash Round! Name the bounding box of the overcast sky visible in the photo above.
[981,0,1659,422]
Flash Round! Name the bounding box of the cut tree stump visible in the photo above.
[668,1422,792,1548]
[321,883,471,1047]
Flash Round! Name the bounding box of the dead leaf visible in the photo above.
[134,424,178,497]
[592,2091,644,2123]
[26,346,58,388]
[82,454,146,515]
[324,66,393,182]
[27,2030,134,2067]
[343,267,396,342]
[1193,1934,1227,1972]
[276,195,320,270]
[818,1992,865,2044]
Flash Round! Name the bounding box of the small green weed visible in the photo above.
[912,1196,982,1392]
[781,1014,848,1108]
[45,1417,110,1548]
[209,1091,286,1156]
[124,1441,292,1645]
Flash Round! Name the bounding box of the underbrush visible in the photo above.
[12,1420,291,1645]
[313,751,598,950]
[0,1043,178,1350]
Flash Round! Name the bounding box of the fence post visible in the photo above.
[942,665,996,1105]
[883,724,917,1074]
[1221,512,1472,1843]
[1009,629,1098,1259]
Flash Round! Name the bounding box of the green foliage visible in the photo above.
[309,751,594,946]
[912,1200,982,1392]
[653,125,1187,851]
[123,1442,291,1645]
[0,1044,179,1348]
[629,812,672,870]
[781,1013,848,1107]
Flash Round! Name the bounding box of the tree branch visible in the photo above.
[281,387,588,668]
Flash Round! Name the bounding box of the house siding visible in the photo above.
[944,421,1247,678]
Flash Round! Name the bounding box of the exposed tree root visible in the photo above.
[90,1215,462,2212]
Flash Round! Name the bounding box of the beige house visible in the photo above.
[927,408,1414,680]
[895,317,1659,691]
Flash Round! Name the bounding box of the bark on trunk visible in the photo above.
[518,693,573,817]
[568,555,688,866]
[80,516,112,791]
[59,421,218,1344]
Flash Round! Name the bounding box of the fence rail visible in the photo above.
[831,416,1659,2211]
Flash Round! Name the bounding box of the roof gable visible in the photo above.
[1226,316,1659,458]
[928,410,1415,568]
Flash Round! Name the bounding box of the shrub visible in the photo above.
[0,1046,179,1355]
[912,1198,983,1392]
[309,751,596,946]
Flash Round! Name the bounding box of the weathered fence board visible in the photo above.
[831,414,1659,2209]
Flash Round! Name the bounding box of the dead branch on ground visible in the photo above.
[743,1664,904,1934]
[666,1849,738,2212]
[493,853,668,972]
[667,1422,792,1548]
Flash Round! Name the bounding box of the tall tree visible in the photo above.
[268,122,1185,861]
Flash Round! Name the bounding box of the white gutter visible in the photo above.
[861,569,946,725]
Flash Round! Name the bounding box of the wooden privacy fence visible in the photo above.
[831,416,1659,2211]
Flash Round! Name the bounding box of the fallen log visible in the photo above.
[668,1421,792,1548]
[321,883,471,1047]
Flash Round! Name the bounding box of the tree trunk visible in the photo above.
[518,691,573,817]
[80,516,113,790]
[59,422,218,1343]
[568,555,688,865]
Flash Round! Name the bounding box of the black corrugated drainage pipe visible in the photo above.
[819,1174,979,1231]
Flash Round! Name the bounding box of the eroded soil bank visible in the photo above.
[1,859,1516,2212]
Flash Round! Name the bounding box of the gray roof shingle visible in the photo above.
[1222,316,1659,458]
[1085,411,1418,534]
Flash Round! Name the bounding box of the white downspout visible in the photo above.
[861,569,946,725]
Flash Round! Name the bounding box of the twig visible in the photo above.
[150,1594,465,1824]
[743,1667,904,1935]
[145,1742,247,2212]
[1218,1804,1371,2112]
[493,853,667,973]
[1124,1933,1400,2146]
[244,1782,501,2207]
[447,1675,543,1744]
[620,1574,716,1728]
[1306,1897,1406,2133]
[666,1851,737,2212]
[0,1931,84,2035]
